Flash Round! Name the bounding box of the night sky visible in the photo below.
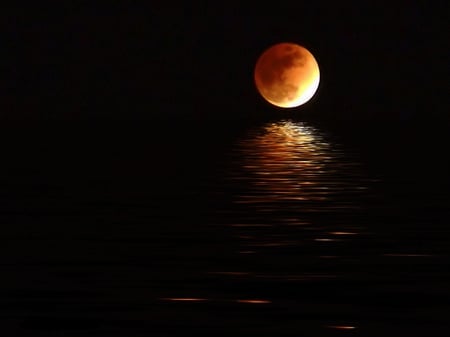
[3,2,448,187]
[1,2,448,210]
[4,2,448,124]
[1,3,450,335]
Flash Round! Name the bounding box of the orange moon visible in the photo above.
[254,42,320,108]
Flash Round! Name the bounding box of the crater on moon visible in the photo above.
[254,43,320,108]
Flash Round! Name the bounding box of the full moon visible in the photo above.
[254,42,320,108]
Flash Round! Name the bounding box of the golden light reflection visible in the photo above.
[235,120,332,204]
[237,299,271,304]
[327,325,357,330]
[329,231,358,235]
[161,298,208,302]
[232,120,370,208]
[314,238,337,242]
[228,120,367,253]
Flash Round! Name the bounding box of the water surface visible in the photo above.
[2,119,449,336]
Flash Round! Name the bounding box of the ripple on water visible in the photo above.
[224,120,374,256]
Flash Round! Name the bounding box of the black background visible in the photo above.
[2,1,448,193]
[3,2,448,122]
[1,2,449,335]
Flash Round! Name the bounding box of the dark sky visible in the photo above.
[1,5,449,336]
[3,2,448,126]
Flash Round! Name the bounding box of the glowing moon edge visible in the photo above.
[254,43,320,108]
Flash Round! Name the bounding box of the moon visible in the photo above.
[254,42,320,108]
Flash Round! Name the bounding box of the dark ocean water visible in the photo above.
[1,118,449,336]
